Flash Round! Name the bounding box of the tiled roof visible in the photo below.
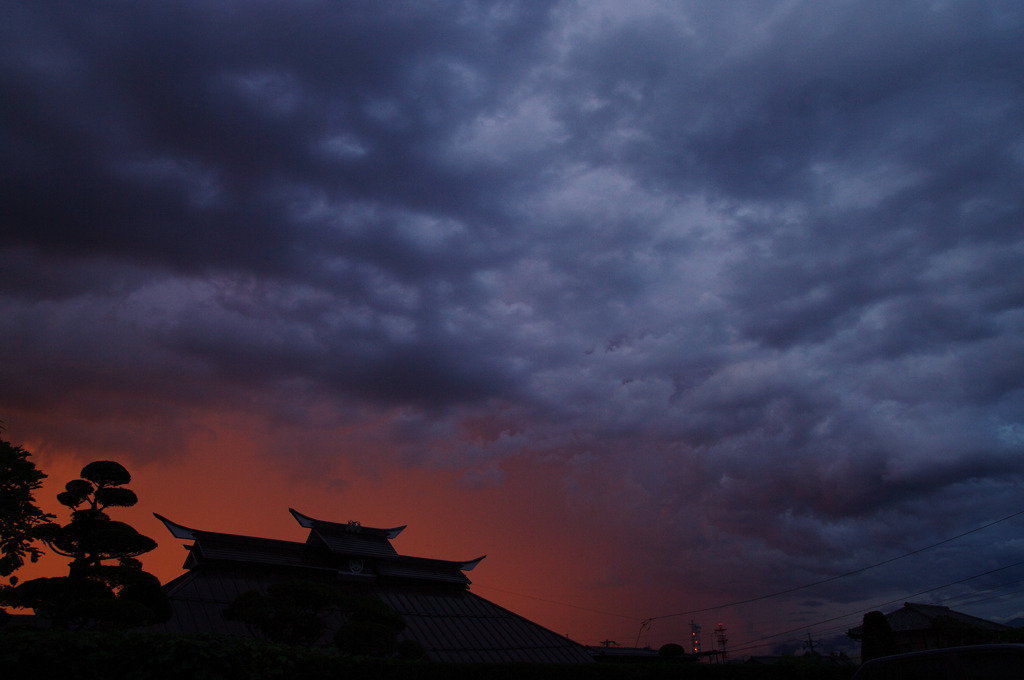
[152,564,591,663]
[379,587,593,663]
[187,533,314,568]
[306,528,400,559]
[151,511,591,662]
[156,513,477,585]
[888,603,1010,633]
[153,568,264,637]
[847,602,1011,637]
[378,558,469,584]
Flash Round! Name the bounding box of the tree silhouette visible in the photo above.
[224,580,344,646]
[11,461,169,628]
[860,610,898,661]
[224,579,408,656]
[0,437,54,586]
[0,436,56,623]
[658,643,686,657]
[334,593,407,657]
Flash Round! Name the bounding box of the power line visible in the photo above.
[943,579,1024,610]
[728,557,1024,655]
[743,565,1024,654]
[643,508,1024,625]
[471,508,1024,649]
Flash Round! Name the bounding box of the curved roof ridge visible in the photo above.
[288,507,406,538]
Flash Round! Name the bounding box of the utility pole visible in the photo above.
[804,632,820,655]
[714,623,728,661]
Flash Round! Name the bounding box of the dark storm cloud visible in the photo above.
[3,0,1024,630]
[2,0,555,404]
[3,1,550,274]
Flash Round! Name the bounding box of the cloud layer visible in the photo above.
[3,0,1024,650]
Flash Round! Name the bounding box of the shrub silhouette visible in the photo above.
[658,642,686,657]
[860,610,898,661]
[224,580,408,656]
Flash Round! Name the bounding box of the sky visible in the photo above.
[2,0,1024,656]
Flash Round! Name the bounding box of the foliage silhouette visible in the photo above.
[0,438,54,579]
[0,437,55,619]
[658,643,686,657]
[859,610,897,662]
[224,580,347,646]
[395,637,428,660]
[3,628,860,679]
[335,596,407,657]
[224,579,407,656]
[11,460,169,628]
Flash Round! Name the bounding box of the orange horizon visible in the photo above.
[5,426,707,649]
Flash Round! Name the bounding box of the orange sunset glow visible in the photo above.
[11,414,672,646]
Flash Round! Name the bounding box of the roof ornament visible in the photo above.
[346,520,362,532]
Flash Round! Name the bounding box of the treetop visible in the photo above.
[80,461,132,487]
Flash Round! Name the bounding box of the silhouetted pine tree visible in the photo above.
[11,461,169,628]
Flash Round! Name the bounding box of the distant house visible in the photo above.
[150,509,592,663]
[847,602,1011,655]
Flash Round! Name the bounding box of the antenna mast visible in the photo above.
[714,623,728,660]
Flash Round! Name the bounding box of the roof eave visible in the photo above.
[154,513,199,540]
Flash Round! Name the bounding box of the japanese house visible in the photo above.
[151,509,592,663]
[847,602,1011,655]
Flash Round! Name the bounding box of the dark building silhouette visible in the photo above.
[151,509,592,663]
[847,602,1011,656]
